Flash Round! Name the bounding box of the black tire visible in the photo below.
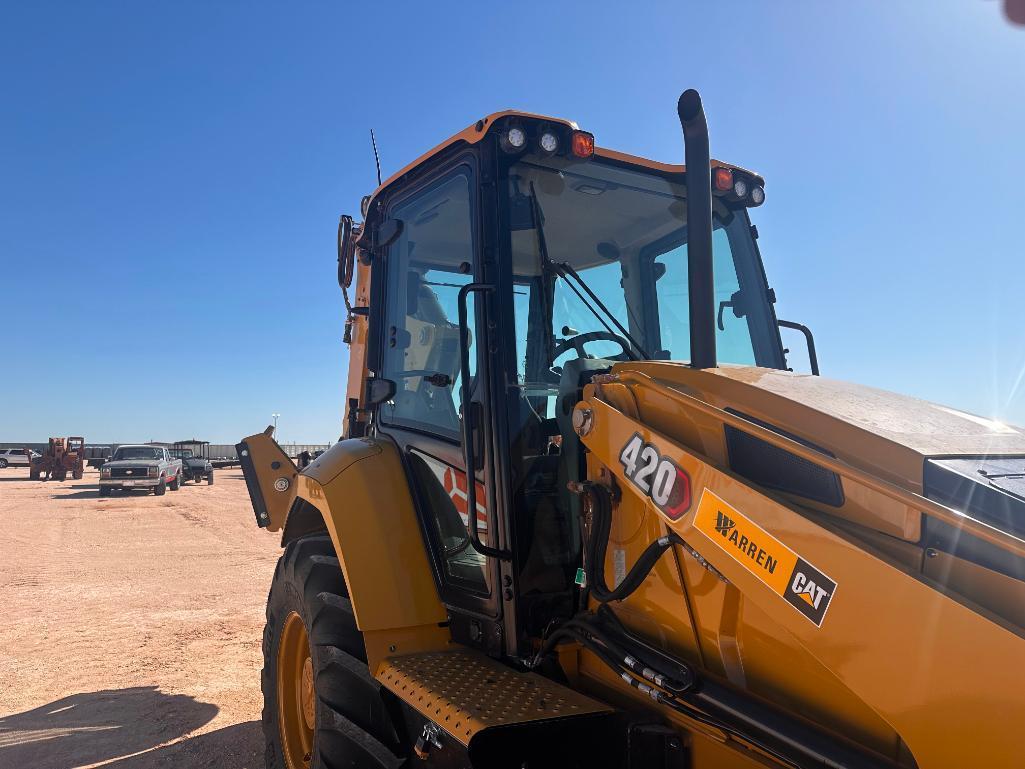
[99,486,111,497]
[207,472,214,485]
[0,458,8,468]
[154,479,167,496]
[263,535,404,769]
[169,474,180,491]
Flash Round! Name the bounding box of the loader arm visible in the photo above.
[574,375,1025,768]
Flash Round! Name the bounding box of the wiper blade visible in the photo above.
[528,183,648,361]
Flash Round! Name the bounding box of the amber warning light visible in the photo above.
[713,166,734,192]
[571,131,595,158]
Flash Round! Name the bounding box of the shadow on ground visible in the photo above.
[0,479,93,485]
[44,481,99,499]
[104,721,262,769]
[51,489,102,499]
[0,686,260,769]
[49,486,172,499]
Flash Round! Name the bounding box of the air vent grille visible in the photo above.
[724,409,844,507]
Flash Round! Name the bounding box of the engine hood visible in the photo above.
[613,362,1025,494]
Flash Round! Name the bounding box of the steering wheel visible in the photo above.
[551,330,631,362]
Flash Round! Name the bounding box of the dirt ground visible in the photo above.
[0,465,281,768]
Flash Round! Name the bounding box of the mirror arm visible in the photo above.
[457,283,511,561]
[716,301,730,331]
[777,319,820,376]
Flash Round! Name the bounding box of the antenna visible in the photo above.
[370,129,382,187]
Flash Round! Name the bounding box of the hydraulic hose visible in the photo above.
[562,469,902,769]
[531,614,795,767]
[581,482,684,603]
[535,610,899,769]
[533,616,688,689]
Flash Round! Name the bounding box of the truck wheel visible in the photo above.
[100,487,111,497]
[53,469,67,482]
[207,473,214,485]
[0,458,8,468]
[29,467,39,480]
[73,468,83,480]
[170,474,180,491]
[263,535,403,769]
[154,479,167,496]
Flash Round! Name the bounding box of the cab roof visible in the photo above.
[363,109,762,213]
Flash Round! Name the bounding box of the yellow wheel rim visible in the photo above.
[277,611,315,768]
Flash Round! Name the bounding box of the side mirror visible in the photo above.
[375,218,404,249]
[337,214,356,289]
[365,377,397,407]
[777,320,820,376]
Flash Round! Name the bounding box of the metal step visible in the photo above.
[375,649,611,748]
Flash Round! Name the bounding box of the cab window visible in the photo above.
[650,225,757,365]
[379,167,477,440]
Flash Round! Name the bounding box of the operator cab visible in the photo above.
[348,112,795,655]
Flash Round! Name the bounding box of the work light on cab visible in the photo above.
[571,130,595,158]
[750,185,765,205]
[539,128,560,155]
[501,124,527,153]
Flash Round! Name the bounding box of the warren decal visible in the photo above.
[695,490,837,627]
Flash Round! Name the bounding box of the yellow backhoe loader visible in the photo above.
[238,90,1025,769]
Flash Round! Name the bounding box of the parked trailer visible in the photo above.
[85,445,113,469]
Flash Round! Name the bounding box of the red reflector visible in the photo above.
[661,465,692,520]
[571,131,595,158]
[713,166,733,191]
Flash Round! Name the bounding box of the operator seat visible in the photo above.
[557,358,614,530]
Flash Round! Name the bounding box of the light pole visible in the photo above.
[272,413,280,438]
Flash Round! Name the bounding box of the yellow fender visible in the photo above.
[239,429,450,670]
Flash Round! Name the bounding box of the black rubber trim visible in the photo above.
[281,498,328,546]
[235,439,270,527]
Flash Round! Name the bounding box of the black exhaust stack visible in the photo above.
[678,89,716,369]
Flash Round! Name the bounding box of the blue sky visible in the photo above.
[2,1,1023,443]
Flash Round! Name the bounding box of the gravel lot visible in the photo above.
[0,465,280,768]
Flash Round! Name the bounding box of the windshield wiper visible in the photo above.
[528,183,649,361]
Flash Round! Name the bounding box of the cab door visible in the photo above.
[371,157,503,649]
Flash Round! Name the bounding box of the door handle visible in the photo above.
[456,283,510,560]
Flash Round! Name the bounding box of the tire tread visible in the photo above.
[262,535,404,769]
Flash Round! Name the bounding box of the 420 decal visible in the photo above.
[619,433,692,519]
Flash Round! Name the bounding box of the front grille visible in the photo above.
[111,467,151,479]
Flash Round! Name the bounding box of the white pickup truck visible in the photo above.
[99,445,183,496]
